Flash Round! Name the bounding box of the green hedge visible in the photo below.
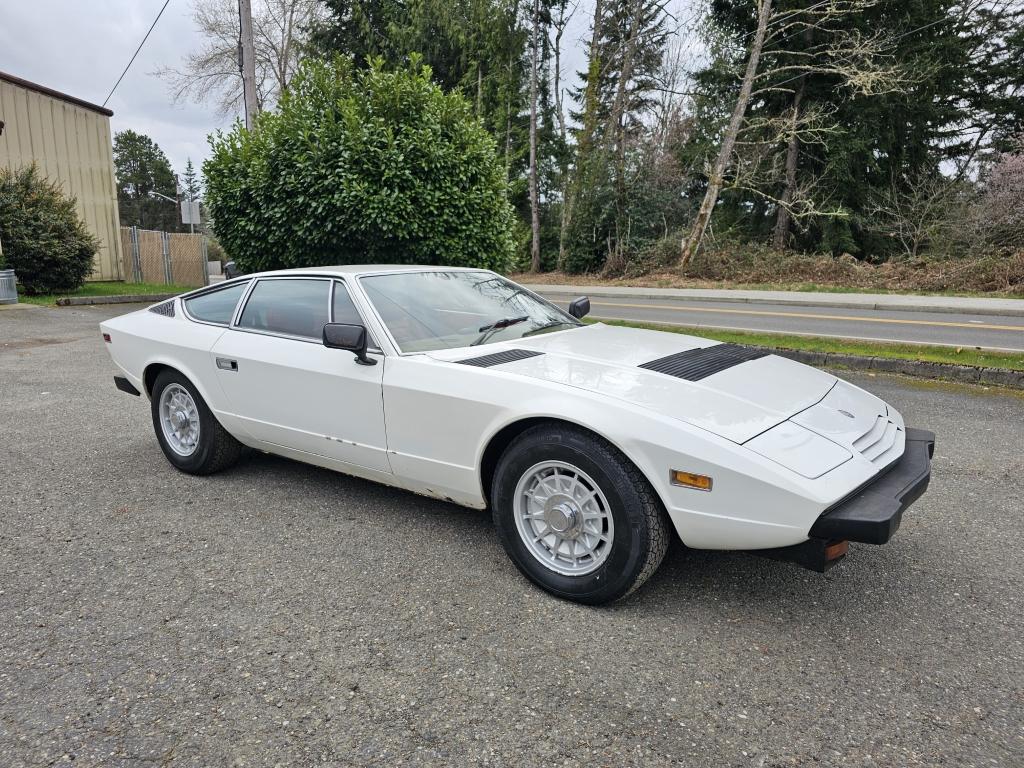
[204,57,516,273]
[0,165,98,294]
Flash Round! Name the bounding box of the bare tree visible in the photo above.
[679,0,773,267]
[679,0,910,265]
[550,0,578,145]
[867,171,961,259]
[155,0,325,116]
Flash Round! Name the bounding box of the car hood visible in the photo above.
[427,323,839,443]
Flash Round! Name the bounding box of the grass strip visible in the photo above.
[587,317,1024,372]
[18,282,195,306]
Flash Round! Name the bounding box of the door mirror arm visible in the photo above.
[323,323,378,366]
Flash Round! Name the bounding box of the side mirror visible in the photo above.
[568,296,590,319]
[323,323,377,366]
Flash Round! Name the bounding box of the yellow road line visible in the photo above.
[589,301,1024,333]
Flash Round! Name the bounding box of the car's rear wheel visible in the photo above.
[492,424,669,604]
[150,369,241,475]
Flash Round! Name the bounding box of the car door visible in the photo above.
[210,276,390,473]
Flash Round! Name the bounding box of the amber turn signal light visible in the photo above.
[670,470,713,491]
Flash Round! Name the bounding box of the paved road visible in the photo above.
[2,303,1023,767]
[530,289,1024,353]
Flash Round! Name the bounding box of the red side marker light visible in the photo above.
[102,333,111,343]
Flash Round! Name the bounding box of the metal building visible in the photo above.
[0,71,123,281]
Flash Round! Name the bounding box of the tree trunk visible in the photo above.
[559,0,604,270]
[604,0,642,274]
[772,74,805,251]
[529,0,541,272]
[680,0,773,266]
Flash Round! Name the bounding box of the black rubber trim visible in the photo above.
[454,349,543,367]
[114,375,141,396]
[149,300,175,317]
[639,343,769,381]
[809,427,935,545]
[756,537,847,573]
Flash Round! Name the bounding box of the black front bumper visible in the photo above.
[810,427,935,545]
[758,427,934,572]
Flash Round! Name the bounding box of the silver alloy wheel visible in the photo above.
[513,460,614,576]
[158,383,201,457]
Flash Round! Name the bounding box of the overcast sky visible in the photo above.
[3,0,245,178]
[1,1,693,185]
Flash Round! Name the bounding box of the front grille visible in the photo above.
[639,343,769,381]
[149,300,175,317]
[454,349,543,367]
[853,414,902,463]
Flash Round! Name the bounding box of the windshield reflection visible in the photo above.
[360,271,581,353]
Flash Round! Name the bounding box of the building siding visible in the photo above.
[0,77,123,281]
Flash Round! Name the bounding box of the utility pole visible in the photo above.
[238,0,258,130]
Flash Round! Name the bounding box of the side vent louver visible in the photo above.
[454,349,543,367]
[640,343,768,381]
[149,300,176,317]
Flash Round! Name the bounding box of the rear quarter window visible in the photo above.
[183,282,248,325]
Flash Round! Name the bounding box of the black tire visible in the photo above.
[150,369,242,475]
[492,424,669,605]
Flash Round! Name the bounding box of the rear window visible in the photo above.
[184,282,248,325]
[238,278,330,339]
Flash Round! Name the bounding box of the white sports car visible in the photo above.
[101,266,934,604]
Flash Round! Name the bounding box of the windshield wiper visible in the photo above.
[471,315,530,346]
[521,320,579,337]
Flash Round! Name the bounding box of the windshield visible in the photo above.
[360,271,581,353]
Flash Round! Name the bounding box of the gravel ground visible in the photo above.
[1,303,1022,767]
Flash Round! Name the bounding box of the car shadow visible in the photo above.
[222,449,927,618]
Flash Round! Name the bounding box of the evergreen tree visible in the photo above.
[688,0,1024,258]
[113,130,180,232]
[182,158,201,203]
[562,0,669,272]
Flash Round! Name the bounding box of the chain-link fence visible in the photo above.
[120,226,210,287]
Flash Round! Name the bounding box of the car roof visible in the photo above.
[247,264,492,278]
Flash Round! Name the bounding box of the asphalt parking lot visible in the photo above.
[2,303,1022,767]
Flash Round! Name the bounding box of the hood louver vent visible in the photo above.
[454,349,543,367]
[640,343,768,381]
[149,300,175,317]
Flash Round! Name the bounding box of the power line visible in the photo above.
[102,0,172,107]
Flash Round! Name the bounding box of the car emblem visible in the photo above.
[838,409,855,419]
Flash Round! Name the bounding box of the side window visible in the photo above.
[332,281,378,349]
[238,279,330,339]
[332,282,364,325]
[184,282,248,325]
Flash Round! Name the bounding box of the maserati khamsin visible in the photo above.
[101,267,934,604]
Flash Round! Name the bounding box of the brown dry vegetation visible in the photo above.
[512,245,1024,296]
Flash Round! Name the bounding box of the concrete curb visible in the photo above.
[523,284,1024,317]
[767,347,1024,390]
[56,294,177,306]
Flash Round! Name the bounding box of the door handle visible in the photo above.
[216,357,238,372]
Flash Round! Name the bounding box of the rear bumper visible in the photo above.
[809,427,934,545]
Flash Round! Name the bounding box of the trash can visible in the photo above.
[0,269,17,305]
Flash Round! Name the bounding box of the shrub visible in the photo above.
[0,165,98,294]
[204,57,516,273]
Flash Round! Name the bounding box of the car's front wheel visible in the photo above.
[492,424,669,604]
[150,369,242,475]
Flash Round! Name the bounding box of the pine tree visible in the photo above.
[113,130,180,232]
[182,159,201,204]
[562,0,668,272]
